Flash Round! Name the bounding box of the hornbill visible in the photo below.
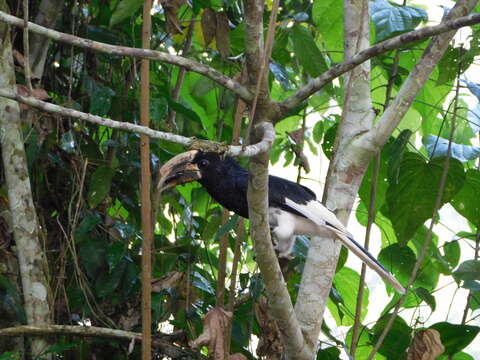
[158,150,405,294]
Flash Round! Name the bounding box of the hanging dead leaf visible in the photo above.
[255,296,283,357]
[407,329,445,360]
[13,50,25,68]
[16,84,50,100]
[201,8,217,47]
[287,129,310,173]
[152,271,185,292]
[190,307,232,360]
[215,12,230,58]
[160,0,187,34]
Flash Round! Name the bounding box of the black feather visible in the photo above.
[192,152,316,219]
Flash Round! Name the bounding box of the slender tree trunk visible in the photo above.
[0,0,51,356]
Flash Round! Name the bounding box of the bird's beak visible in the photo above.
[158,150,201,193]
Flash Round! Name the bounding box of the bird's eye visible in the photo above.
[199,159,210,168]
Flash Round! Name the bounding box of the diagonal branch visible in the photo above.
[278,12,480,117]
[0,89,274,157]
[0,11,252,102]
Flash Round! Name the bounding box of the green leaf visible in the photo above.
[316,346,341,360]
[443,241,461,268]
[370,0,428,42]
[79,239,106,278]
[430,322,480,355]
[378,244,414,289]
[372,315,412,359]
[88,166,115,208]
[106,242,125,272]
[439,352,474,360]
[291,25,328,78]
[192,271,215,295]
[95,261,127,297]
[110,0,142,26]
[385,152,465,245]
[414,287,436,311]
[88,84,115,116]
[327,267,369,326]
[312,0,343,62]
[453,260,480,281]
[0,353,21,360]
[312,120,324,143]
[452,169,480,227]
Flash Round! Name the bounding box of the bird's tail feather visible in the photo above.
[332,230,406,294]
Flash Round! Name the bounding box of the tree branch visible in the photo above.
[246,127,310,360]
[370,0,479,148]
[0,325,204,359]
[294,0,375,351]
[0,11,252,102]
[278,12,480,116]
[0,89,274,157]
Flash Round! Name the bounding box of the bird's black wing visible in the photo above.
[268,175,317,217]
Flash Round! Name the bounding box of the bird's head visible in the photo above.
[158,150,223,192]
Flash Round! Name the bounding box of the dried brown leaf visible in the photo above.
[201,8,217,46]
[215,12,230,58]
[13,50,25,67]
[152,271,185,292]
[160,0,187,34]
[16,85,50,100]
[255,296,283,357]
[407,329,445,360]
[287,129,310,173]
[190,307,232,360]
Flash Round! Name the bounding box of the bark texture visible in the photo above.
[294,0,374,350]
[0,0,51,355]
[28,0,64,79]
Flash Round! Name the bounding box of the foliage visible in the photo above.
[0,0,479,359]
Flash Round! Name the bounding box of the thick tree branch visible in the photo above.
[0,11,252,102]
[370,0,479,148]
[247,129,310,360]
[294,0,375,351]
[278,12,480,116]
[0,1,51,356]
[0,89,274,157]
[0,325,204,359]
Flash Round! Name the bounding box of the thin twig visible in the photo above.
[22,0,32,92]
[140,0,153,358]
[167,16,195,128]
[0,88,274,158]
[0,10,252,102]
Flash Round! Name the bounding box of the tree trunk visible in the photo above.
[0,0,51,356]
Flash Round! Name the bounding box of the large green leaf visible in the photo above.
[312,0,343,62]
[370,0,428,42]
[88,166,115,208]
[430,322,480,355]
[451,169,480,227]
[291,25,328,78]
[327,267,369,326]
[110,0,142,26]
[372,315,412,359]
[385,152,465,245]
[453,260,480,282]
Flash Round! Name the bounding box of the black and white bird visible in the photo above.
[158,150,405,294]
